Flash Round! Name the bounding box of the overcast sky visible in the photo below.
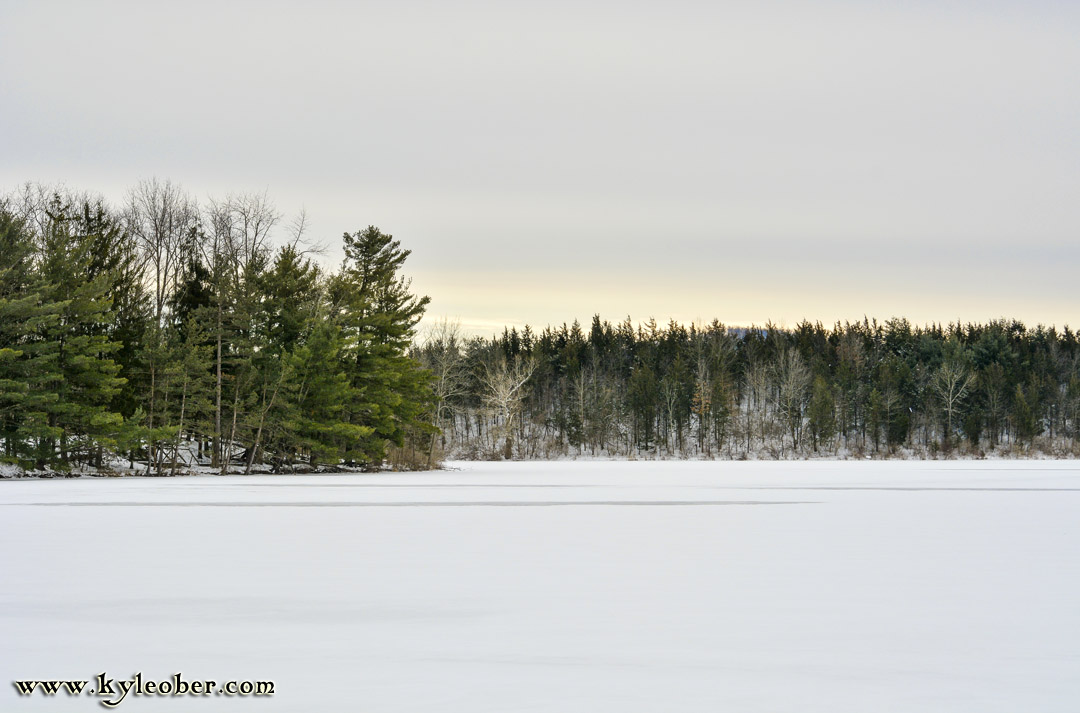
[2,0,1077,333]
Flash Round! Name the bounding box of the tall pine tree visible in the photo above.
[330,226,432,468]
[0,209,60,466]
[34,196,127,468]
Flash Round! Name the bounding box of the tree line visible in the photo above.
[0,181,432,474]
[3,180,1077,474]
[417,315,1080,460]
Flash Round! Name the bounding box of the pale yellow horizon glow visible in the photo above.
[413,267,1078,338]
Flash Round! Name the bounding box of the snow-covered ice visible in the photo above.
[2,460,1079,712]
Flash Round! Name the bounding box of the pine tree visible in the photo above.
[1012,384,1037,446]
[628,363,658,451]
[807,375,835,451]
[330,226,432,468]
[0,210,61,465]
[243,245,321,472]
[34,197,126,468]
[281,321,369,468]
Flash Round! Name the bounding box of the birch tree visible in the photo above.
[481,356,536,459]
[934,360,975,444]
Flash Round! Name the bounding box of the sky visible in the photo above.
[1,0,1078,334]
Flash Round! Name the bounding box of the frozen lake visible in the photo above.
[3,460,1080,712]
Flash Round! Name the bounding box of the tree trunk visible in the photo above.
[171,374,188,477]
[213,298,223,469]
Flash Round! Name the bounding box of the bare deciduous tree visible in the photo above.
[934,360,975,443]
[481,356,536,459]
[126,178,198,328]
[126,179,199,472]
[743,357,769,453]
[420,319,469,466]
[775,349,811,452]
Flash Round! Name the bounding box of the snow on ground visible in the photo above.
[2,461,1079,712]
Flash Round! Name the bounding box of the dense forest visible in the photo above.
[417,316,1080,461]
[1,181,1077,476]
[0,181,432,474]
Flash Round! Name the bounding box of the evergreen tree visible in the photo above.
[246,245,326,471]
[35,196,126,468]
[330,226,432,467]
[1013,384,1037,445]
[807,375,835,452]
[280,321,368,469]
[0,210,60,465]
[628,363,658,450]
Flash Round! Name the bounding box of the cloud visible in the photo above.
[2,0,1077,328]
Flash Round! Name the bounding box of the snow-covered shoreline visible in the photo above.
[2,449,1078,480]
